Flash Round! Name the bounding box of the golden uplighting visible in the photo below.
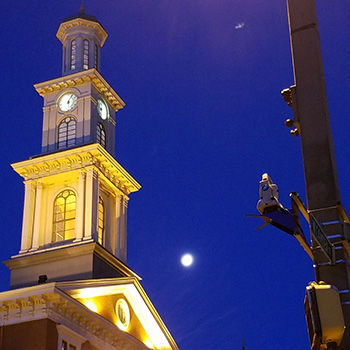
[82,299,98,313]
[144,338,154,349]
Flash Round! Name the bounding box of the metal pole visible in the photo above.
[286,0,340,209]
[286,0,350,349]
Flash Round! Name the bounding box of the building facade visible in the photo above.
[0,6,179,350]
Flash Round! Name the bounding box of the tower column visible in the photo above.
[41,106,50,153]
[84,168,99,240]
[120,197,128,263]
[75,170,86,241]
[83,97,91,144]
[20,181,36,253]
[48,106,56,152]
[30,181,43,251]
[76,37,84,72]
[114,194,122,257]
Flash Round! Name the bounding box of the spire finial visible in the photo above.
[241,339,246,350]
[79,0,85,14]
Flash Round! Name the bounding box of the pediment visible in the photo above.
[57,277,178,350]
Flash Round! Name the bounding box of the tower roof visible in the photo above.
[62,11,99,24]
[61,2,100,25]
[56,15,108,48]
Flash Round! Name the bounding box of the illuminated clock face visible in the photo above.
[97,98,109,120]
[115,299,130,331]
[58,92,77,112]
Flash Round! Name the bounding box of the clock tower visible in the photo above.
[0,7,179,350]
[5,6,141,290]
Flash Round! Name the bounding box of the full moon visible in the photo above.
[181,254,193,267]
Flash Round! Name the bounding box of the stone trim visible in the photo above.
[0,287,148,350]
[34,69,125,112]
[56,19,108,47]
[11,143,141,195]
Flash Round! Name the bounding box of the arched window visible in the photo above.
[70,39,76,70]
[96,123,106,148]
[98,196,104,245]
[53,190,76,242]
[83,39,89,70]
[58,117,76,149]
[94,44,99,69]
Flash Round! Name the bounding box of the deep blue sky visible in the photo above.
[1,1,350,349]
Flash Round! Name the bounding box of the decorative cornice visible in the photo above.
[56,18,108,46]
[11,143,141,196]
[34,69,125,112]
[0,284,148,350]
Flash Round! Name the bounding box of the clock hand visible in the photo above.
[67,95,73,106]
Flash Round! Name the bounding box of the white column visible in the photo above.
[30,181,43,251]
[41,107,49,152]
[114,194,122,257]
[92,173,100,242]
[76,97,85,144]
[83,98,91,143]
[48,109,56,151]
[120,197,128,263]
[76,36,84,71]
[84,168,99,240]
[20,181,36,253]
[74,171,86,242]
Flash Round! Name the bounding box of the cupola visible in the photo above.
[56,3,108,75]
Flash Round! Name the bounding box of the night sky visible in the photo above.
[1,1,350,349]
